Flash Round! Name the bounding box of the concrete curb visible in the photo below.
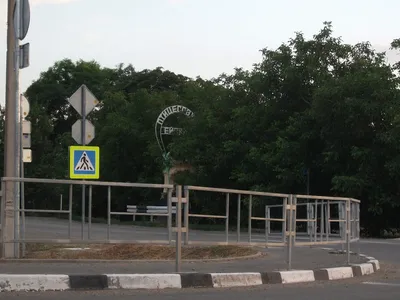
[0,252,379,292]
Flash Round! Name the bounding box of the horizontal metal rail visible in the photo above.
[1,177,174,189]
[295,240,346,246]
[295,193,360,203]
[296,218,317,222]
[188,213,227,219]
[266,201,343,208]
[4,239,170,245]
[187,185,289,198]
[8,209,70,214]
[110,212,168,217]
[187,240,285,247]
[251,217,285,222]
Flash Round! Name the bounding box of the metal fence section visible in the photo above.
[1,177,361,273]
[0,177,175,254]
[184,185,290,247]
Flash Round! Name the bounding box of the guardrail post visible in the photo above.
[225,193,229,244]
[81,185,85,240]
[21,178,26,257]
[175,185,183,273]
[184,186,189,245]
[1,180,5,258]
[307,202,313,244]
[306,203,311,236]
[320,200,324,242]
[88,185,92,240]
[325,200,330,241]
[340,201,345,251]
[107,186,111,241]
[292,195,297,263]
[168,187,173,244]
[248,195,252,243]
[265,205,270,245]
[68,185,73,239]
[286,195,293,270]
[346,200,351,265]
[314,200,317,243]
[237,194,241,243]
[282,198,287,244]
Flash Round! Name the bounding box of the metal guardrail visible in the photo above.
[0,177,361,273]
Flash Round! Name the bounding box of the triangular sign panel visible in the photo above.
[74,151,94,171]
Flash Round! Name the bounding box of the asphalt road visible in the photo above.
[22,216,342,243]
[2,269,400,300]
[2,217,400,299]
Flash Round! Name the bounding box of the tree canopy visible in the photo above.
[4,22,400,236]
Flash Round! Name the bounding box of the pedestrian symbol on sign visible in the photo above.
[75,151,94,171]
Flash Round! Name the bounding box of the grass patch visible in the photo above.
[23,243,260,260]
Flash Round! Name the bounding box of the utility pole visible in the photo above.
[3,0,30,258]
[3,0,18,258]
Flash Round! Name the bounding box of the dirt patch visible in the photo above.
[23,244,260,260]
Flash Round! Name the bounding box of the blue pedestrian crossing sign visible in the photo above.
[69,145,100,179]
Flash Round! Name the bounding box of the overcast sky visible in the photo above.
[0,0,399,105]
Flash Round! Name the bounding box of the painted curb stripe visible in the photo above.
[0,257,380,291]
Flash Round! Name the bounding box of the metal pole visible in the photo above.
[184,186,189,245]
[356,202,360,256]
[237,194,241,242]
[60,194,63,211]
[292,195,297,255]
[282,198,287,244]
[265,206,269,244]
[307,203,313,243]
[167,188,172,244]
[340,202,345,251]
[1,180,6,256]
[327,201,331,238]
[325,201,329,242]
[3,0,18,258]
[320,200,323,242]
[175,185,182,273]
[88,185,92,240]
[306,203,310,236]
[107,186,111,240]
[225,193,229,243]
[19,95,25,257]
[346,200,351,265]
[248,195,252,243]
[14,0,21,259]
[287,195,293,270]
[81,85,86,240]
[314,200,317,243]
[68,184,72,239]
[20,152,25,257]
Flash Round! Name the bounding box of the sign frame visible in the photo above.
[154,104,194,154]
[69,145,100,179]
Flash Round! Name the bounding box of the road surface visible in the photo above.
[21,216,342,243]
[1,217,400,299]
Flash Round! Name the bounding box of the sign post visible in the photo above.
[68,85,99,239]
[19,94,31,257]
